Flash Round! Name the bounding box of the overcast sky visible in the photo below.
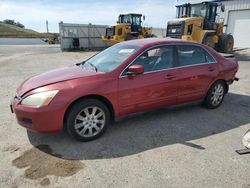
[0,0,209,33]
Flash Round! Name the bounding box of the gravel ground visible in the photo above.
[0,45,249,188]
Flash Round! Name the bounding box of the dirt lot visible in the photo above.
[0,45,250,188]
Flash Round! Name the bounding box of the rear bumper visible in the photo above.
[227,76,239,85]
[11,98,65,132]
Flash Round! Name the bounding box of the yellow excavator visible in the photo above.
[102,13,154,46]
[166,1,234,53]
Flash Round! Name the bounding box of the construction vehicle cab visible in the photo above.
[119,14,143,34]
[102,13,153,46]
[167,1,234,53]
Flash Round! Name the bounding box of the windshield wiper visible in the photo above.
[76,61,85,66]
[87,62,98,72]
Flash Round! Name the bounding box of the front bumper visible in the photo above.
[11,98,65,132]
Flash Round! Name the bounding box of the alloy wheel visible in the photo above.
[210,83,224,106]
[74,106,105,138]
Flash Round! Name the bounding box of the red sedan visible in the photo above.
[11,38,239,141]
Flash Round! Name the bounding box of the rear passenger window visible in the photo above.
[205,51,215,62]
[177,45,214,67]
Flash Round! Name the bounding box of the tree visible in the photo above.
[15,22,25,28]
[2,19,25,28]
[3,19,15,25]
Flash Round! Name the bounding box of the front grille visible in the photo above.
[166,24,184,39]
[106,27,115,38]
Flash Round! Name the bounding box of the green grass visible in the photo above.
[0,23,54,38]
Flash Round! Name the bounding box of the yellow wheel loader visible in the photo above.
[166,2,234,53]
[48,33,59,44]
[102,13,154,46]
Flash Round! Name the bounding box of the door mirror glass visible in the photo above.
[127,65,144,75]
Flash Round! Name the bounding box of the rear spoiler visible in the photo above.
[219,53,235,58]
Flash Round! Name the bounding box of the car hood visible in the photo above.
[17,66,99,96]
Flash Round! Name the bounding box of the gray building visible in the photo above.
[59,22,109,51]
[218,0,250,48]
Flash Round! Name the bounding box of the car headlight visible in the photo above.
[21,90,59,107]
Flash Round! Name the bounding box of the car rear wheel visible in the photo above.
[65,99,110,142]
[204,81,226,109]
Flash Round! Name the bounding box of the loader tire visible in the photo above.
[126,35,137,41]
[203,35,215,49]
[218,34,234,53]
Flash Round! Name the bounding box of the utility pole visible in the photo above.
[46,20,49,33]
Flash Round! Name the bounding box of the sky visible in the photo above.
[0,0,207,33]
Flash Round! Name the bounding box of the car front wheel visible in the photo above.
[204,81,226,109]
[65,99,110,142]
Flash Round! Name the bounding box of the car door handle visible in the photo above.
[208,67,215,72]
[165,74,176,80]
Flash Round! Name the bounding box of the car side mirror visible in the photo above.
[126,65,144,75]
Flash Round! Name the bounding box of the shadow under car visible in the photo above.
[27,92,250,160]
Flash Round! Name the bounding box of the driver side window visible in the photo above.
[129,45,175,73]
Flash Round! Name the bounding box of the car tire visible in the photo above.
[65,99,110,142]
[204,80,226,109]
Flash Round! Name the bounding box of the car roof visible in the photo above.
[121,38,201,47]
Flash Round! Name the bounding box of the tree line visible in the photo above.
[0,19,25,28]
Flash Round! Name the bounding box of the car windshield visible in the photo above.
[81,44,140,72]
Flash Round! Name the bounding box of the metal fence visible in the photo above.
[152,28,167,38]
